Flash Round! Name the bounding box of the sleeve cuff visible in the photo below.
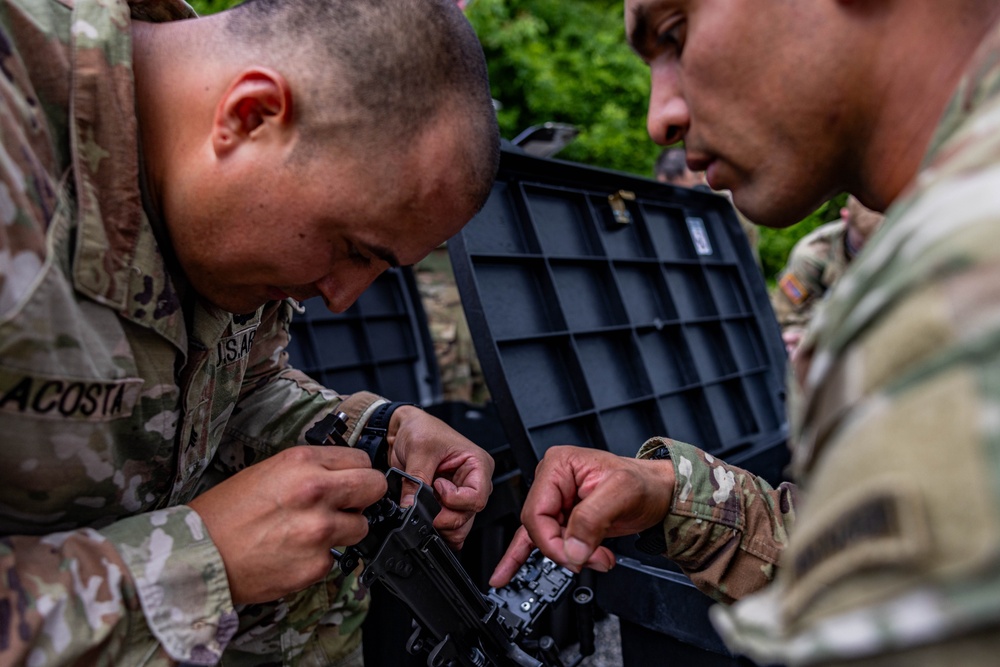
[293,391,387,447]
[637,437,746,565]
[100,507,238,665]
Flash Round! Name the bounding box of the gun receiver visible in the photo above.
[339,468,593,667]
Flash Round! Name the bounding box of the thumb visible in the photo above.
[563,535,596,567]
[562,469,645,564]
[562,501,609,567]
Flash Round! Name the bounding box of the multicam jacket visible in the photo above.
[642,13,1000,667]
[0,0,384,663]
[771,220,852,336]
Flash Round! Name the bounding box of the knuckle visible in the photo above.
[295,477,328,505]
[520,504,533,524]
[606,468,636,486]
[299,520,331,547]
[475,486,492,512]
[342,514,371,544]
[280,445,315,465]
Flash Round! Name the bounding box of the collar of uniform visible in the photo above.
[66,0,194,351]
[188,298,262,359]
[921,16,1000,171]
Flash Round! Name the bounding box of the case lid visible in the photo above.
[284,268,441,406]
[450,148,789,485]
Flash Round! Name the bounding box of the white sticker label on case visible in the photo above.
[686,217,713,256]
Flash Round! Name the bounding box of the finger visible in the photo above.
[432,505,475,532]
[521,510,575,570]
[439,456,494,492]
[398,452,436,488]
[396,456,435,508]
[562,469,648,561]
[323,468,388,511]
[582,545,616,573]
[398,456,488,509]
[518,464,587,563]
[433,508,476,551]
[332,510,376,547]
[437,522,473,552]
[433,477,491,513]
[397,475,424,509]
[489,526,536,588]
[426,478,484,551]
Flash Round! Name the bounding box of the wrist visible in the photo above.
[635,447,675,555]
[359,401,420,470]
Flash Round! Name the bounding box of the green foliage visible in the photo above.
[465,0,842,277]
[188,0,837,276]
[187,0,239,15]
[758,195,847,283]
[466,0,661,177]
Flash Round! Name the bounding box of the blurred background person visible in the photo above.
[415,246,490,404]
[772,195,885,356]
[654,145,706,188]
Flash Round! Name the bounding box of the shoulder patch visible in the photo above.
[779,273,810,306]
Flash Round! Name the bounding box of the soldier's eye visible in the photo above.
[657,20,686,59]
[347,244,373,268]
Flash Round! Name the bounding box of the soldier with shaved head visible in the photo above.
[0,0,499,663]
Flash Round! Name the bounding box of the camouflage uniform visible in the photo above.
[708,187,762,272]
[0,0,385,663]
[736,210,762,272]
[638,13,1000,666]
[414,246,488,405]
[771,220,852,337]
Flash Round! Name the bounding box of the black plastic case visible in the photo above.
[285,267,524,666]
[450,149,788,478]
[285,268,441,405]
[449,147,791,664]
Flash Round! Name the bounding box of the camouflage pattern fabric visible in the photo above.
[0,0,383,663]
[414,246,489,405]
[736,211,764,271]
[736,208,762,272]
[771,220,851,337]
[707,15,1000,666]
[637,437,797,604]
[706,187,762,271]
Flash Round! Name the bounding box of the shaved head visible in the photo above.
[218,0,499,210]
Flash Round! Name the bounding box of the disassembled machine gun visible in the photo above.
[307,412,596,667]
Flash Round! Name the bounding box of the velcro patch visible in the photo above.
[783,481,930,620]
[215,325,259,367]
[0,374,143,421]
[779,273,809,306]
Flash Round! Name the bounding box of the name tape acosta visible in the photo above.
[0,324,260,421]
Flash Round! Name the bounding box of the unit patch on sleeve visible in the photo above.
[779,273,810,306]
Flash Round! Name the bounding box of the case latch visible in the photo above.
[607,190,636,225]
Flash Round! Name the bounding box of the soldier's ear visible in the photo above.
[212,67,294,158]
